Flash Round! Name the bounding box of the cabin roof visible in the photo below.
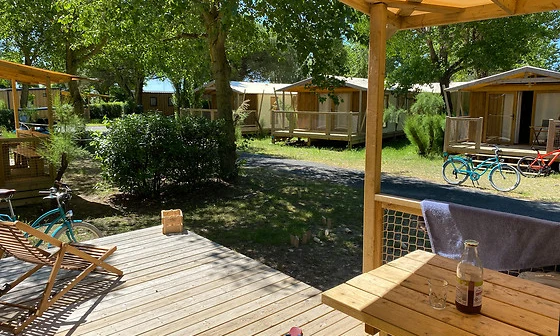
[278,76,369,92]
[446,66,560,92]
[200,81,291,95]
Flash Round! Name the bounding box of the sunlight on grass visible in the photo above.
[244,136,560,203]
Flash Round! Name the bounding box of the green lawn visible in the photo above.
[244,137,560,203]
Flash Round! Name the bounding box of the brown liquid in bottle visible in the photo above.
[455,288,482,314]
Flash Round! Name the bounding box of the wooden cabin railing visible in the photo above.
[271,110,363,137]
[443,116,483,153]
[545,119,560,153]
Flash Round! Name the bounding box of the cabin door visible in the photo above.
[486,93,515,144]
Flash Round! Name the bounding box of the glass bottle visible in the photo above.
[455,240,483,314]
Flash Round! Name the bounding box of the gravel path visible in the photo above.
[241,153,560,222]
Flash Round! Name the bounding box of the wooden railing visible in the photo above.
[271,110,363,138]
[371,194,558,275]
[372,194,430,266]
[443,116,483,153]
[545,119,560,153]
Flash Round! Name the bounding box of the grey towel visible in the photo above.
[421,200,560,271]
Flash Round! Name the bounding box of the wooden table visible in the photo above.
[322,250,560,336]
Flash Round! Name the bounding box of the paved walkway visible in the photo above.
[241,153,560,222]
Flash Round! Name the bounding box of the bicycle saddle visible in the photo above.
[0,189,16,199]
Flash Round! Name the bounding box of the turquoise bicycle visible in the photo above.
[0,182,102,245]
[442,145,521,192]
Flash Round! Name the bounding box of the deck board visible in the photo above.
[0,226,364,335]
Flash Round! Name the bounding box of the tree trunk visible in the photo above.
[439,75,453,116]
[20,56,32,110]
[202,7,237,182]
[66,47,84,116]
[135,76,144,109]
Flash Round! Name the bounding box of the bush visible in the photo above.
[404,93,446,156]
[404,114,445,156]
[89,102,125,120]
[410,92,445,115]
[0,109,14,130]
[94,113,227,197]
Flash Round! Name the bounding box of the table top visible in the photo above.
[322,250,560,336]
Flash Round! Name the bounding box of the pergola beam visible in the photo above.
[349,0,560,30]
[491,0,517,14]
[378,0,465,15]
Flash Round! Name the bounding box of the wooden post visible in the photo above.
[325,112,332,136]
[347,111,352,148]
[443,116,451,153]
[46,77,53,130]
[363,3,387,273]
[289,111,295,136]
[271,109,276,142]
[546,119,555,153]
[11,79,19,132]
[476,117,483,150]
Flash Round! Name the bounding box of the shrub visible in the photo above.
[0,109,14,130]
[404,114,445,156]
[94,113,226,197]
[37,103,88,181]
[89,102,125,120]
[410,92,445,115]
[404,93,446,156]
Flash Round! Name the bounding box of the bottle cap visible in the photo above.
[465,239,479,246]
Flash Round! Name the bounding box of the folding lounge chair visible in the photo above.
[0,221,122,334]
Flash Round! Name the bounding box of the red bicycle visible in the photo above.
[517,147,560,177]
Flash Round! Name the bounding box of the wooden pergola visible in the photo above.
[0,59,82,131]
[337,0,560,272]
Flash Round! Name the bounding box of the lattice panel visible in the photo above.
[382,209,432,264]
[382,208,559,276]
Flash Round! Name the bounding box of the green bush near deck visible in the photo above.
[0,109,15,131]
[94,113,227,197]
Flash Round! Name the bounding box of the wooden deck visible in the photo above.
[0,226,367,335]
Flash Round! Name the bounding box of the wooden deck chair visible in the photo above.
[0,221,122,334]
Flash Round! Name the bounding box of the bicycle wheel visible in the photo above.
[54,221,103,243]
[489,164,520,192]
[517,156,543,178]
[442,158,469,185]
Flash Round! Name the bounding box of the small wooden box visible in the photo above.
[161,209,183,234]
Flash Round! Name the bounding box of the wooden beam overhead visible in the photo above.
[340,0,370,14]
[491,0,517,14]
[386,10,402,31]
[379,0,465,15]
[344,0,560,30]
[0,59,83,84]
[396,0,423,16]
